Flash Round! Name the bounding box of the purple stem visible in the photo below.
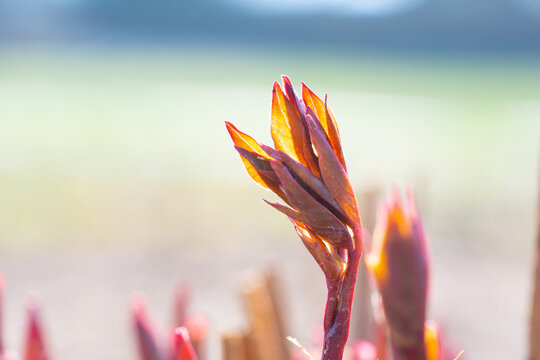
[323,281,340,334]
[321,227,362,360]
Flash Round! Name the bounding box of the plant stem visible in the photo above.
[323,282,340,334]
[321,227,362,360]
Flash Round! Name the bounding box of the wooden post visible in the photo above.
[242,271,289,360]
[222,331,246,360]
[243,328,262,360]
[263,269,289,357]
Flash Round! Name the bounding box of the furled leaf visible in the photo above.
[281,76,305,119]
[301,84,327,128]
[277,150,347,224]
[233,147,287,201]
[225,122,271,159]
[302,84,346,168]
[234,147,279,183]
[226,122,277,192]
[260,144,281,158]
[268,161,352,249]
[306,115,360,229]
[324,95,346,168]
[300,131,321,178]
[264,199,349,249]
[293,220,344,281]
[271,82,307,166]
[294,107,321,177]
[280,77,320,176]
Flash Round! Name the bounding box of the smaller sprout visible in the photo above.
[24,301,49,360]
[366,190,429,360]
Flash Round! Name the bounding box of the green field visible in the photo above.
[1,46,539,250]
[0,46,539,359]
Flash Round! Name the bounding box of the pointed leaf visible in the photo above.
[280,78,320,176]
[281,75,305,119]
[303,106,339,177]
[324,95,346,169]
[302,83,330,134]
[265,200,348,251]
[234,147,279,183]
[292,104,321,177]
[305,106,331,145]
[269,161,352,249]
[306,115,360,229]
[226,122,280,193]
[293,220,344,281]
[302,84,346,168]
[299,121,321,177]
[277,150,348,223]
[225,122,271,159]
[233,147,287,201]
[264,199,301,219]
[259,144,281,159]
[265,199,349,249]
[271,82,307,166]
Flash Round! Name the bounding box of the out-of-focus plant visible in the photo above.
[24,303,49,360]
[131,285,206,360]
[351,341,377,360]
[226,76,363,360]
[0,273,51,360]
[132,296,163,360]
[366,191,440,360]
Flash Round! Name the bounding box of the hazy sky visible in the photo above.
[226,0,425,16]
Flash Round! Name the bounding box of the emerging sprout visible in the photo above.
[226,76,363,360]
[366,190,432,360]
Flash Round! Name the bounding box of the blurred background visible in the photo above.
[1,0,540,359]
